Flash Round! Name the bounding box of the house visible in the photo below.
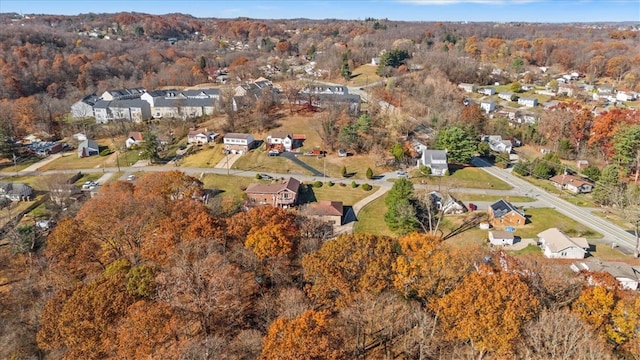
[616,91,636,102]
[93,100,111,124]
[538,227,589,259]
[482,135,512,153]
[234,78,274,97]
[417,149,448,176]
[223,133,255,154]
[429,192,466,214]
[557,84,576,97]
[0,182,33,201]
[480,100,496,114]
[302,85,349,96]
[108,99,151,122]
[72,133,87,142]
[245,177,300,208]
[549,174,594,194]
[498,92,514,101]
[489,230,516,246]
[125,131,143,149]
[300,200,344,227]
[71,94,100,119]
[78,139,99,158]
[187,129,218,145]
[518,97,538,107]
[478,87,496,96]
[458,83,477,93]
[266,132,306,153]
[488,199,525,227]
[571,259,640,291]
[576,159,589,170]
[100,87,146,101]
[543,100,560,110]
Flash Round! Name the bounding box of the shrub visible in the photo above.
[444,169,450,176]
[362,183,372,191]
[313,181,323,188]
[327,181,334,187]
[255,173,262,179]
[339,182,347,187]
[341,166,347,177]
[366,167,374,179]
[351,181,358,188]
[99,149,113,156]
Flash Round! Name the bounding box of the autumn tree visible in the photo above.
[432,265,540,357]
[302,233,398,308]
[261,310,346,360]
[245,222,296,259]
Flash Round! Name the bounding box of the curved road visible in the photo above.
[472,157,638,254]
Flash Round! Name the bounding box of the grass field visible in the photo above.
[353,195,394,236]
[0,157,42,174]
[508,207,601,239]
[408,166,512,190]
[233,149,313,175]
[178,144,225,168]
[39,153,109,171]
[451,193,535,203]
[347,64,382,87]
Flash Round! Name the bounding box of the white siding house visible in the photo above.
[538,228,589,259]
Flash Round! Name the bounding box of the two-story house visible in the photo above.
[188,128,218,145]
[488,199,525,227]
[417,149,448,176]
[223,133,255,154]
[518,97,538,107]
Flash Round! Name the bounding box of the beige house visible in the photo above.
[538,228,589,259]
[301,200,344,227]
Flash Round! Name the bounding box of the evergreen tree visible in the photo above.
[436,127,477,164]
[593,165,620,206]
[384,179,418,234]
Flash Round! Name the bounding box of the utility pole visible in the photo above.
[116,151,121,171]
[226,151,230,175]
[12,153,18,177]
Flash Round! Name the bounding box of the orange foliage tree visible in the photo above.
[261,310,346,360]
[432,265,540,357]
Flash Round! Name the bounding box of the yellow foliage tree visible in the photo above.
[432,265,540,357]
[572,285,616,330]
[245,223,295,259]
[261,310,346,360]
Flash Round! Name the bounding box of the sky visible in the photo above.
[1,0,639,23]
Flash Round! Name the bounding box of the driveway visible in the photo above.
[214,153,242,170]
[280,152,324,177]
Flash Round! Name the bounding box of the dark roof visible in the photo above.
[109,99,149,109]
[80,94,101,106]
[0,182,33,197]
[245,177,300,195]
[93,100,110,109]
[225,133,253,140]
[490,199,524,218]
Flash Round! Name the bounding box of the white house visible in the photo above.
[78,139,99,158]
[223,133,255,154]
[70,94,100,119]
[498,92,513,101]
[489,230,516,246]
[417,149,448,176]
[125,131,143,149]
[266,131,293,152]
[571,260,640,291]
[549,174,594,194]
[480,100,496,114]
[478,87,496,96]
[538,228,589,259]
[616,91,636,102]
[482,135,512,153]
[518,97,538,107]
[458,83,476,93]
[187,129,218,145]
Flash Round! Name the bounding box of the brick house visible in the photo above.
[245,177,300,208]
[488,199,526,227]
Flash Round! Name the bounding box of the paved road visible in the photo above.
[471,157,638,254]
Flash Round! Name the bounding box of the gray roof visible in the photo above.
[573,259,640,281]
[93,100,110,109]
[0,182,33,197]
[79,139,99,149]
[80,94,101,106]
[225,133,253,140]
[154,97,216,108]
[109,98,149,109]
[105,87,146,99]
[490,199,524,218]
[182,88,221,97]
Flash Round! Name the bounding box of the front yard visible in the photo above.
[408,166,513,190]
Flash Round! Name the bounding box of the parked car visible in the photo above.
[126,174,136,181]
[396,170,409,178]
[258,173,274,180]
[468,203,477,211]
[268,150,280,156]
[338,149,348,157]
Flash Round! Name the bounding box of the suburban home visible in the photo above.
[266,132,306,152]
[0,182,33,201]
[417,149,448,176]
[93,100,111,123]
[187,128,218,145]
[245,177,300,208]
[300,200,344,228]
[538,227,589,259]
[557,84,576,97]
[429,192,466,214]
[616,91,636,102]
[482,135,512,153]
[576,159,589,170]
[458,83,477,93]
[488,199,526,227]
[498,92,514,101]
[480,100,496,114]
[302,85,349,96]
[571,259,640,291]
[107,99,151,122]
[518,97,538,107]
[223,133,255,154]
[478,87,496,96]
[549,174,594,194]
[78,139,100,158]
[543,100,560,110]
[73,133,87,142]
[71,94,100,119]
[142,88,221,119]
[488,230,516,246]
[300,92,361,115]
[234,78,274,97]
[125,131,143,149]
[100,87,146,101]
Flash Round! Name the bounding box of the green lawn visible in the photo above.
[39,153,109,171]
[347,64,382,87]
[452,193,535,203]
[200,174,257,202]
[508,244,543,256]
[508,207,601,239]
[179,144,225,168]
[353,195,394,236]
[233,149,313,175]
[408,166,512,190]
[0,157,42,173]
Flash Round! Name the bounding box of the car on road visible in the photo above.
[258,173,274,180]
[268,150,280,156]
[396,170,409,178]
[126,174,136,181]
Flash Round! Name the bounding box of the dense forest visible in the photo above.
[1,170,637,359]
[0,11,639,359]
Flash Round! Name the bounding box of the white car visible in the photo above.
[338,149,348,157]
[396,170,410,178]
[126,174,136,181]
